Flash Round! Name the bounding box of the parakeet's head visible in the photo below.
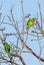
[32,18,37,22]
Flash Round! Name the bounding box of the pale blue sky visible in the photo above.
[0,0,44,65]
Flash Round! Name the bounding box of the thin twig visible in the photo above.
[38,1,42,28]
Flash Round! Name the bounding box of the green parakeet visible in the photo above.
[4,42,11,57]
[27,18,37,30]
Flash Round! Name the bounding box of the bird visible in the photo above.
[27,18,37,30]
[4,41,13,62]
[4,42,11,57]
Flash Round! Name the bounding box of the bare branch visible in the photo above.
[38,1,42,28]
